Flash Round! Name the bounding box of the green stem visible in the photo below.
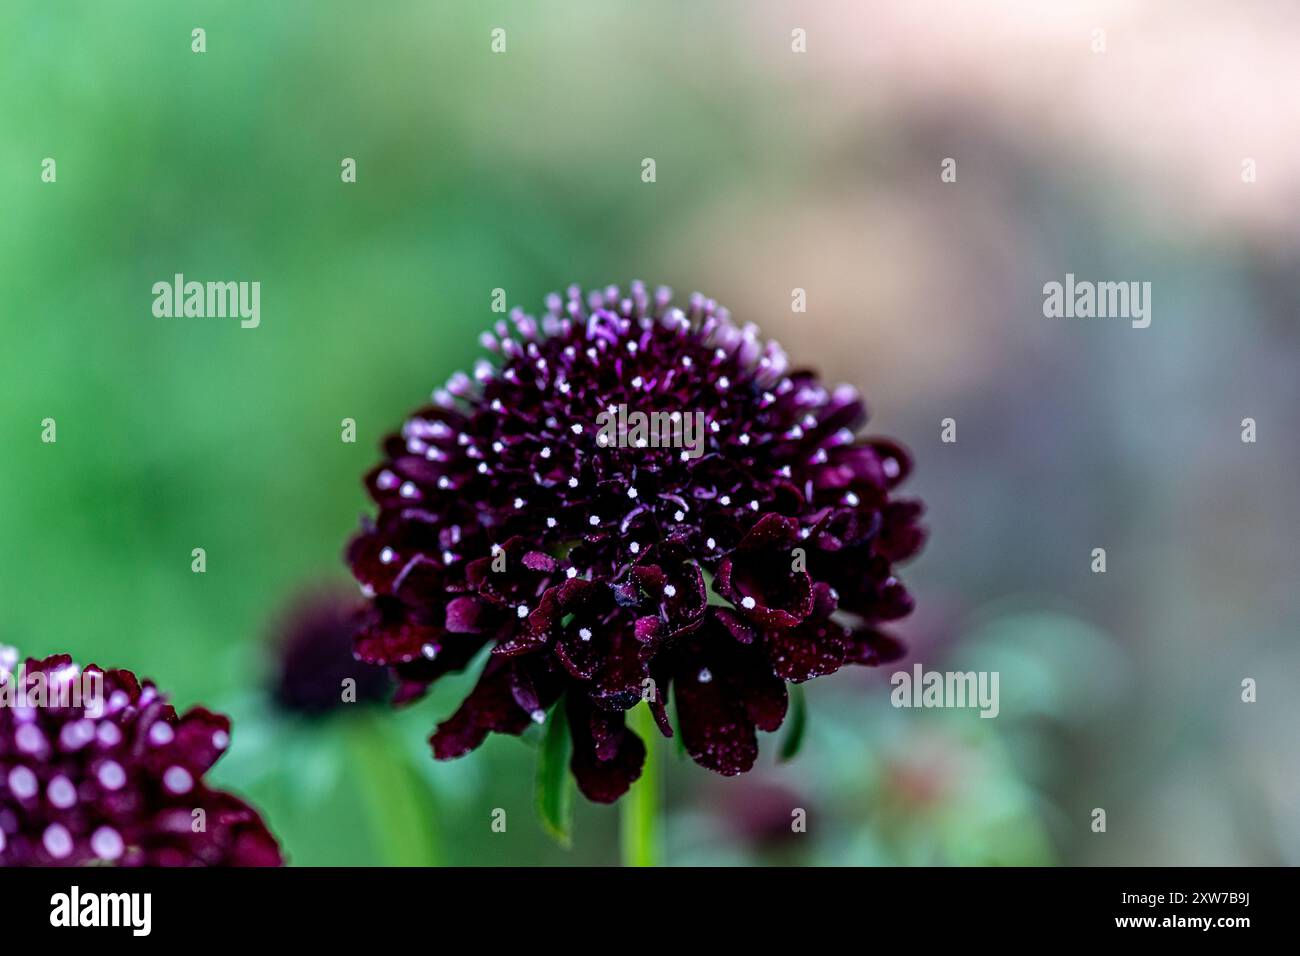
[345,713,441,867]
[620,701,662,866]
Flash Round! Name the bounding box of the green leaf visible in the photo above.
[536,700,575,848]
[778,684,807,762]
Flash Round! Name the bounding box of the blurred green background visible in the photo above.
[2,1,1296,865]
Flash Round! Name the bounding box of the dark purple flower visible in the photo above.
[0,650,282,866]
[270,588,392,715]
[347,283,924,802]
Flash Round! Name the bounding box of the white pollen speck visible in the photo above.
[579,627,593,641]
[517,604,529,619]
[710,421,720,433]
[566,567,578,579]
[513,497,525,509]
[149,722,174,747]
[697,668,713,684]
[540,447,552,459]
[438,476,453,489]
[631,376,643,388]
[718,377,730,390]
[749,500,760,511]
[629,542,641,554]
[719,495,731,506]
[589,515,601,526]
[48,776,76,809]
[571,423,582,434]
[627,487,638,499]
[163,766,193,795]
[60,719,95,750]
[568,477,579,488]
[97,723,122,747]
[422,643,438,660]
[674,510,685,521]
[663,585,677,598]
[706,537,716,549]
[531,709,547,724]
[739,434,750,445]
[91,826,124,862]
[845,492,860,506]
[682,356,693,367]
[493,441,505,453]
[477,463,489,474]
[741,596,757,610]
[399,481,418,499]
[8,766,38,799]
[379,547,395,565]
[546,517,557,528]
[43,824,73,860]
[15,724,43,755]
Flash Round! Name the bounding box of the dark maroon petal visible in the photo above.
[555,627,601,680]
[646,660,675,738]
[390,633,489,689]
[717,514,814,628]
[874,499,927,562]
[430,658,534,759]
[590,631,649,712]
[445,596,489,633]
[869,438,913,488]
[765,617,849,683]
[353,597,443,666]
[187,792,285,867]
[740,659,788,732]
[811,506,883,551]
[843,626,907,666]
[675,661,758,776]
[629,553,706,642]
[566,696,645,803]
[712,607,757,644]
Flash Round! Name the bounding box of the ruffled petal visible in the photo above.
[567,696,645,803]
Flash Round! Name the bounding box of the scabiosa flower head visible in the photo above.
[0,649,282,866]
[348,283,925,802]
[270,588,392,716]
